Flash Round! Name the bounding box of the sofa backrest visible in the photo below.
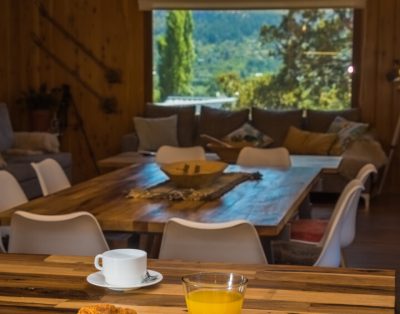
[133,104,362,150]
[0,103,15,153]
[304,108,360,133]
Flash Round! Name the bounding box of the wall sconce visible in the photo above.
[386,59,400,83]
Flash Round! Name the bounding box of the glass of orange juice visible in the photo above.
[182,272,248,314]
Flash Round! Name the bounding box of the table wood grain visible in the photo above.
[0,163,320,237]
[0,254,394,313]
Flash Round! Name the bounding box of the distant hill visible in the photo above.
[154,10,283,43]
[153,10,286,96]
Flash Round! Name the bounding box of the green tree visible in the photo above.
[157,11,195,101]
[257,9,353,109]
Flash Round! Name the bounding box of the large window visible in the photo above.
[152,9,355,110]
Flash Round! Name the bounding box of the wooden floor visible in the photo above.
[313,193,400,270]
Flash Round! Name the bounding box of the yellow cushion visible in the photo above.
[283,126,337,155]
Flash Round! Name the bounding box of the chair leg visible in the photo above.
[340,251,347,268]
[361,192,370,212]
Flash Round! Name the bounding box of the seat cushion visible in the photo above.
[5,152,72,169]
[145,104,196,147]
[251,108,303,147]
[290,219,328,243]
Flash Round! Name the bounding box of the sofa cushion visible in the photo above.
[305,108,360,133]
[251,108,303,147]
[133,115,179,151]
[198,107,249,146]
[13,132,60,153]
[0,103,15,152]
[283,126,337,155]
[145,104,196,147]
[328,116,369,155]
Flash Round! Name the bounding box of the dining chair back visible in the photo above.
[159,218,267,264]
[356,163,377,212]
[339,164,377,247]
[0,170,28,211]
[155,145,206,165]
[236,147,291,168]
[314,179,364,267]
[31,158,71,196]
[0,170,29,253]
[8,211,109,256]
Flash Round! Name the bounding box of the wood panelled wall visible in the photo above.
[360,0,400,192]
[0,0,400,191]
[0,0,146,182]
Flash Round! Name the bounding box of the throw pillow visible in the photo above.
[0,153,7,169]
[223,122,273,147]
[328,116,369,155]
[13,132,60,153]
[145,104,196,147]
[283,126,337,155]
[198,107,249,146]
[251,108,304,147]
[133,115,179,151]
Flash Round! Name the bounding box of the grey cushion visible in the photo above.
[305,108,361,133]
[133,115,179,151]
[0,103,15,152]
[251,108,303,147]
[198,107,249,146]
[145,104,196,147]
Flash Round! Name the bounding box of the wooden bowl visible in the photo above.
[207,143,245,164]
[160,160,228,188]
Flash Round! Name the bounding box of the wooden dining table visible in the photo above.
[0,163,320,239]
[0,253,395,313]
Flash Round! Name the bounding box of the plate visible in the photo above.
[86,270,163,291]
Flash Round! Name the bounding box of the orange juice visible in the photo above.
[186,290,244,314]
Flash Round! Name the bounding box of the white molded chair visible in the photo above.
[8,211,109,256]
[159,218,267,264]
[0,170,28,211]
[356,163,377,212]
[314,179,364,267]
[31,158,71,196]
[236,147,291,168]
[155,145,206,165]
[339,164,377,250]
[0,171,29,253]
[273,179,364,267]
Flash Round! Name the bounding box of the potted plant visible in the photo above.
[18,84,61,132]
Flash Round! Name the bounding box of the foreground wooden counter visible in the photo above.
[0,254,395,313]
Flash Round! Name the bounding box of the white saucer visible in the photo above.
[86,270,163,291]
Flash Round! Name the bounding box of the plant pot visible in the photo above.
[29,110,52,132]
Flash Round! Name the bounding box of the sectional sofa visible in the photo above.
[0,103,72,199]
[122,104,387,194]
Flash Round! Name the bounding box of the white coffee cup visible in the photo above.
[94,249,147,286]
